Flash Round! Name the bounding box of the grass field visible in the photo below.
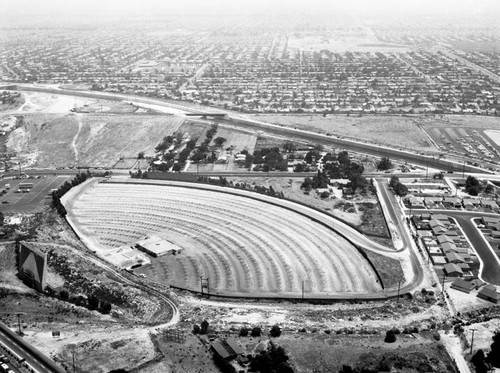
[64,181,386,298]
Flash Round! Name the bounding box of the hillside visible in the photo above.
[6,113,185,168]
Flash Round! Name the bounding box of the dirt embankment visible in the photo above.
[6,113,185,168]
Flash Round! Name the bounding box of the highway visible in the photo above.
[0,321,65,373]
[5,84,492,175]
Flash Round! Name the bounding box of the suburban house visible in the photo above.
[444,263,463,277]
[450,278,476,294]
[477,285,499,303]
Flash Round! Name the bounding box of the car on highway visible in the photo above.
[1,201,9,204]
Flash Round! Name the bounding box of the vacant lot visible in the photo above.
[64,181,385,298]
[250,114,441,152]
[280,332,456,373]
[7,113,184,168]
[73,100,140,114]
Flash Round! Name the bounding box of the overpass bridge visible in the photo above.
[185,113,227,118]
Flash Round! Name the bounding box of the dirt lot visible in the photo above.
[250,114,438,153]
[6,113,184,168]
[73,100,140,114]
[280,332,456,373]
[0,95,24,112]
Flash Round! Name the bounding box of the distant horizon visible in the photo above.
[1,0,499,19]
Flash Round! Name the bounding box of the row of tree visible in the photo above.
[52,172,93,216]
[389,176,408,196]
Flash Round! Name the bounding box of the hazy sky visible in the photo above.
[1,0,499,18]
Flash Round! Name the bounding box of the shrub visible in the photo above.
[201,320,209,334]
[270,325,282,338]
[58,289,69,300]
[192,324,200,334]
[251,327,262,337]
[384,330,397,343]
[239,327,249,337]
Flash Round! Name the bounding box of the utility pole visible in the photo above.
[72,350,76,373]
[17,313,22,335]
[462,161,465,179]
[470,328,477,355]
[396,280,401,308]
[442,272,446,292]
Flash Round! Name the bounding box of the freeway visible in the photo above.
[0,321,65,373]
[5,84,491,175]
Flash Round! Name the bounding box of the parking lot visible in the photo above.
[0,175,73,213]
[424,126,500,164]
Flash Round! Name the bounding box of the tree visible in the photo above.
[389,175,399,189]
[270,324,282,338]
[488,331,500,367]
[465,176,481,196]
[283,141,297,153]
[214,137,227,147]
[337,150,350,165]
[301,177,313,192]
[471,350,488,373]
[393,182,409,197]
[251,326,262,337]
[239,327,249,337]
[88,294,100,310]
[172,163,182,172]
[384,329,397,343]
[200,320,209,334]
[100,301,112,314]
[58,289,69,300]
[137,151,145,159]
[0,211,3,226]
[377,157,392,171]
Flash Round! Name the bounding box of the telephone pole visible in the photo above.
[470,328,477,355]
[396,280,401,308]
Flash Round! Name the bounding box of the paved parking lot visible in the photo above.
[0,175,73,213]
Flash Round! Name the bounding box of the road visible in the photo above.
[0,322,65,373]
[373,178,425,293]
